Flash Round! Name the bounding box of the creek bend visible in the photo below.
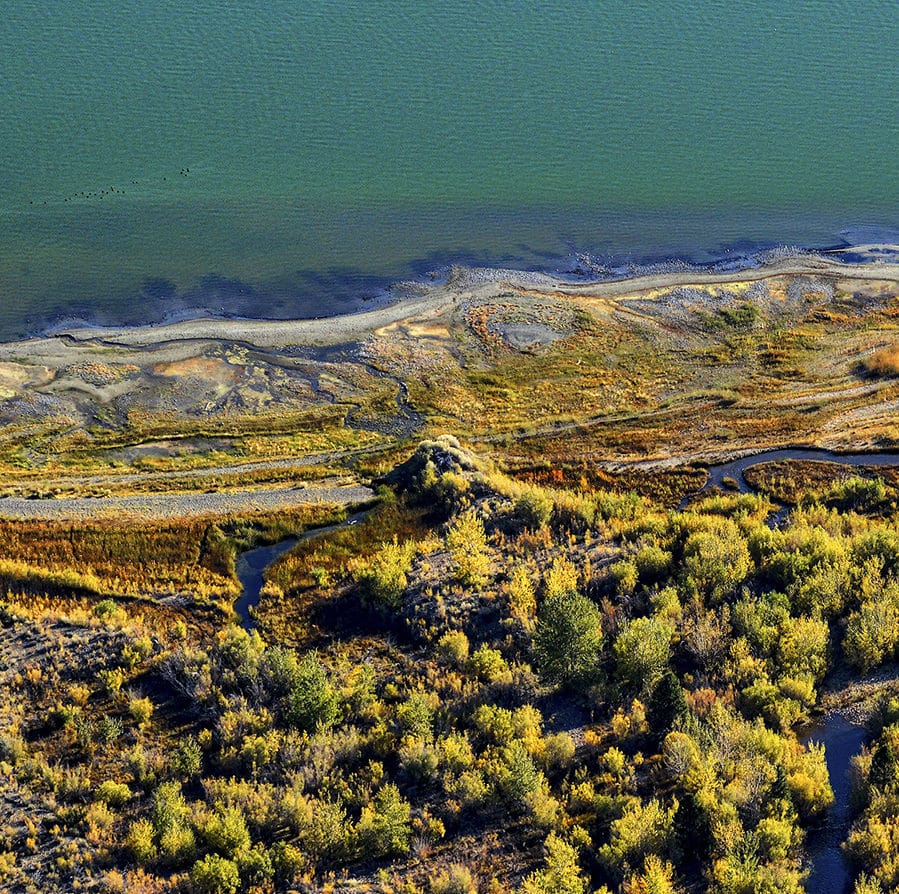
[233,511,369,630]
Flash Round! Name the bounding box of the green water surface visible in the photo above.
[1,1,896,335]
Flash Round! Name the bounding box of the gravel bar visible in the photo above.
[0,484,375,521]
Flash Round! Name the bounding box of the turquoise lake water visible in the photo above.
[1,1,897,337]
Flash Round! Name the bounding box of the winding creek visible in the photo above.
[234,511,369,629]
[801,716,868,894]
[233,447,899,889]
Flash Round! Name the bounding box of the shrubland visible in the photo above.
[1,435,899,892]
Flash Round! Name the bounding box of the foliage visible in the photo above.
[520,833,586,894]
[613,616,674,691]
[533,589,602,687]
[190,853,240,894]
[284,653,340,732]
[357,784,412,858]
[446,511,491,587]
[355,537,416,608]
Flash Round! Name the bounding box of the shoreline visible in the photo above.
[6,247,899,354]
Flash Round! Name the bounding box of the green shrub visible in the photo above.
[515,487,554,529]
[355,537,416,608]
[437,629,470,666]
[467,645,511,683]
[285,653,340,732]
[96,780,131,808]
[190,853,240,894]
[598,797,675,876]
[356,784,412,858]
[126,818,157,865]
[431,864,478,894]
[495,740,542,805]
[396,693,435,739]
[681,521,751,601]
[521,832,586,894]
[128,695,154,728]
[238,844,274,887]
[202,806,251,859]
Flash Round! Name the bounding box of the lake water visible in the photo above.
[1,1,897,339]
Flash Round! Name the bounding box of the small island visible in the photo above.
[1,253,898,894]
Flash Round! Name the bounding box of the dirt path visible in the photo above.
[0,482,374,521]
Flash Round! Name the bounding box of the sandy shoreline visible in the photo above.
[3,251,898,358]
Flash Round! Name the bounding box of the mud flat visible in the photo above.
[4,250,898,356]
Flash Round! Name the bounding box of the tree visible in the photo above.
[681,521,751,602]
[647,671,688,742]
[521,833,587,894]
[533,590,602,687]
[508,565,537,628]
[613,616,673,691]
[623,855,679,894]
[869,724,899,792]
[844,585,899,672]
[356,784,412,858]
[598,798,676,877]
[285,654,339,732]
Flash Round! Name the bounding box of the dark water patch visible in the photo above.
[234,538,299,629]
[801,714,868,894]
[234,512,369,630]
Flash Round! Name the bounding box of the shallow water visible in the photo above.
[2,1,897,338]
[233,537,299,629]
[802,714,868,894]
[233,513,367,629]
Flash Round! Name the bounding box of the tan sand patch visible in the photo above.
[151,356,242,383]
[0,361,54,398]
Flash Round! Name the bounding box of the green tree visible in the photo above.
[646,671,688,742]
[869,724,899,792]
[613,616,674,691]
[533,590,602,687]
[496,740,542,805]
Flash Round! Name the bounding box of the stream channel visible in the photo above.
[701,447,899,892]
[233,447,899,889]
[233,511,368,630]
